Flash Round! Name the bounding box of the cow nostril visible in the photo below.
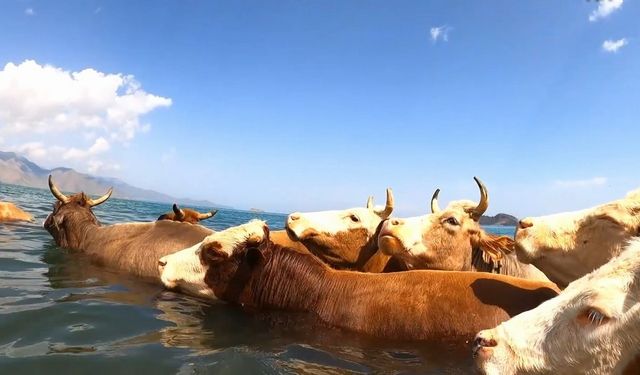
[474,335,498,348]
[390,219,401,226]
[289,213,300,221]
[158,260,167,267]
[519,218,534,229]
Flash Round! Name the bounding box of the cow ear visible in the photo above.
[245,246,265,267]
[477,234,514,263]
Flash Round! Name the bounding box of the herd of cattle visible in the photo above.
[1,175,639,374]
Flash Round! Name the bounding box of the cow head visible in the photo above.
[157,203,218,224]
[474,237,640,375]
[44,175,112,249]
[159,219,268,301]
[515,189,640,286]
[285,189,394,269]
[378,178,513,271]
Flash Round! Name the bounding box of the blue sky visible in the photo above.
[0,0,638,217]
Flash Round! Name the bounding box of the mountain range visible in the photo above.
[0,151,229,209]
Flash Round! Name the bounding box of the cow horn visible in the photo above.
[172,203,185,219]
[366,196,374,210]
[88,187,113,207]
[430,188,441,213]
[198,210,218,220]
[375,188,394,218]
[48,175,70,204]
[468,176,489,221]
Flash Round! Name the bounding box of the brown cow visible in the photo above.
[285,189,404,272]
[378,178,550,282]
[0,201,33,222]
[44,175,305,280]
[159,220,559,341]
[44,175,213,279]
[157,203,217,224]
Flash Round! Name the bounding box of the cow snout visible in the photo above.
[473,330,498,361]
[518,218,534,229]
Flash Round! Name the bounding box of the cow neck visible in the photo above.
[249,244,338,312]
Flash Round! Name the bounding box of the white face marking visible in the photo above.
[287,207,386,239]
[476,238,640,375]
[379,215,430,256]
[159,220,267,300]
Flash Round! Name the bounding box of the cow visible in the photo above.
[473,237,640,375]
[44,175,306,280]
[515,188,640,287]
[157,203,218,224]
[285,189,402,272]
[44,175,214,279]
[377,178,550,282]
[158,220,559,341]
[0,201,33,222]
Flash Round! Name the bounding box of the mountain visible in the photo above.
[0,151,230,209]
[479,213,518,226]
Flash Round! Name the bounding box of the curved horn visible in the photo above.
[375,188,394,218]
[48,175,70,203]
[198,210,218,220]
[172,203,185,219]
[430,188,441,213]
[468,176,489,221]
[366,196,374,210]
[87,187,113,207]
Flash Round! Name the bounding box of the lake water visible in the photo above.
[0,183,514,374]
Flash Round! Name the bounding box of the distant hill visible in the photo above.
[479,213,518,226]
[0,151,230,209]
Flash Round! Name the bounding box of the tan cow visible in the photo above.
[515,188,640,287]
[157,203,217,224]
[158,220,559,341]
[473,237,640,375]
[285,189,401,272]
[378,178,550,282]
[0,202,33,222]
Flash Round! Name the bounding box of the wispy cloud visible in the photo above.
[25,8,35,16]
[430,25,451,43]
[589,0,623,22]
[602,38,628,53]
[554,177,607,189]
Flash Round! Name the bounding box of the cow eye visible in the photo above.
[349,214,360,223]
[578,307,611,327]
[445,217,460,226]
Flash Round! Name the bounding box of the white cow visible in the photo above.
[473,237,640,375]
[515,189,640,287]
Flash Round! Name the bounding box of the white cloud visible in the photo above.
[62,137,110,160]
[25,8,35,16]
[554,177,607,189]
[430,25,451,43]
[602,38,628,53]
[0,60,171,141]
[87,160,121,174]
[0,60,171,175]
[589,0,623,22]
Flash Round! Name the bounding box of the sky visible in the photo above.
[0,0,638,217]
